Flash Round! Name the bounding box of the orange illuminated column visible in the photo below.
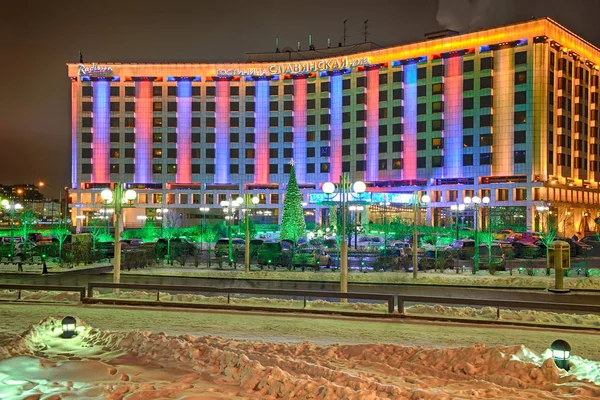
[215,78,231,183]
[330,71,343,182]
[71,77,78,188]
[443,55,463,178]
[134,79,153,183]
[176,79,192,183]
[92,78,110,183]
[254,77,269,184]
[293,75,307,183]
[402,63,417,180]
[366,66,379,182]
[492,48,515,176]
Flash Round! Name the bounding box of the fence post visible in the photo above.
[227,293,230,304]
[303,296,307,309]
[398,296,404,314]
[496,306,500,320]
[388,296,394,313]
[156,290,160,302]
[17,290,21,300]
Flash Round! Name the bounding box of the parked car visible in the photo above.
[579,235,600,245]
[508,232,540,244]
[214,238,245,259]
[511,240,540,259]
[156,237,198,258]
[419,250,455,271]
[478,243,507,270]
[249,239,265,257]
[493,229,515,241]
[120,239,143,249]
[447,239,475,260]
[555,238,593,257]
[356,236,385,250]
[257,241,291,267]
[292,247,331,270]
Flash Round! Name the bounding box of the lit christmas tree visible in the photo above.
[280,159,306,243]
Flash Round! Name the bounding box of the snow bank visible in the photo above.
[0,317,598,399]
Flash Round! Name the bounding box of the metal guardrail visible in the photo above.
[397,294,600,318]
[86,282,395,313]
[0,284,86,301]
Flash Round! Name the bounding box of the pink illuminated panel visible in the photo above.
[329,73,343,182]
[215,79,230,183]
[402,63,417,180]
[71,78,78,188]
[254,78,269,184]
[92,80,110,183]
[293,76,307,183]
[176,80,192,183]
[492,48,515,176]
[134,80,153,183]
[366,67,379,181]
[443,56,463,178]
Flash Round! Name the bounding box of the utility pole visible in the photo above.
[364,19,369,43]
[343,19,348,46]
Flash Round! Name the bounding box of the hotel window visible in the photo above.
[246,101,255,112]
[153,133,162,143]
[379,73,388,85]
[432,138,443,150]
[81,148,92,158]
[480,95,492,108]
[514,51,527,65]
[320,82,329,92]
[480,153,492,165]
[342,145,351,156]
[270,101,278,111]
[417,67,426,79]
[307,131,315,141]
[432,83,443,95]
[230,86,239,96]
[379,142,388,153]
[82,117,93,128]
[110,118,119,128]
[392,106,402,117]
[392,123,402,135]
[320,98,330,108]
[480,57,493,70]
[480,76,493,89]
[392,141,402,152]
[514,150,526,163]
[356,127,366,138]
[191,117,200,127]
[322,113,332,124]
[417,121,426,133]
[574,157,584,169]
[515,188,527,201]
[110,164,119,174]
[463,154,473,166]
[379,108,388,118]
[356,93,365,104]
[432,64,444,77]
[463,59,474,72]
[153,117,162,127]
[356,77,366,87]
[320,163,329,173]
[307,147,315,157]
[340,78,350,90]
[496,189,509,202]
[230,117,239,127]
[230,149,239,159]
[153,149,162,158]
[167,132,177,143]
[283,85,293,95]
[342,111,351,122]
[514,130,526,144]
[269,133,278,143]
[124,148,134,158]
[269,148,278,158]
[81,164,92,174]
[206,86,215,96]
[167,86,177,96]
[284,100,293,110]
[392,158,402,169]
[355,144,365,155]
[168,117,177,127]
[153,102,162,111]
[480,114,493,127]
[515,71,527,85]
[379,160,388,170]
[393,71,403,82]
[417,85,426,97]
[514,91,526,105]
[110,148,120,158]
[230,102,239,112]
[356,160,366,171]
[206,164,215,174]
[125,102,134,112]
[307,83,315,93]
[82,102,93,112]
[431,101,443,113]
[514,111,527,124]
[480,134,492,146]
[191,149,201,158]
[285,132,293,142]
[82,86,93,96]
[153,164,162,173]
[307,163,315,173]
[392,88,402,100]
[125,87,135,96]
[463,78,474,91]
[307,99,316,109]
[431,119,444,131]
[379,125,388,135]
[417,157,426,168]
[125,133,135,143]
[343,95,351,106]
[110,102,120,112]
[307,115,316,125]
[206,148,215,158]
[125,118,135,128]
[167,164,177,174]
[230,164,239,174]
[168,102,177,112]
[269,116,278,127]
[417,139,426,151]
[269,164,278,174]
[284,148,293,158]
[245,164,254,174]
[110,86,119,96]
[320,146,330,157]
[417,103,426,115]
[270,85,279,95]
[245,86,254,96]
[152,86,162,96]
[125,164,135,174]
[463,116,474,129]
[110,132,119,142]
[464,97,474,110]
[230,132,239,143]
[342,161,350,173]
[191,86,200,96]
[463,135,473,147]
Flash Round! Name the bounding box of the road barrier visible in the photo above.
[0,284,86,302]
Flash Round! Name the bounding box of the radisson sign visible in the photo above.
[78,63,114,77]
[216,56,370,77]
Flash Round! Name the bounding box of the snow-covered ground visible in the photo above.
[0,315,599,399]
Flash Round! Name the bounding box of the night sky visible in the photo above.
[1,0,599,198]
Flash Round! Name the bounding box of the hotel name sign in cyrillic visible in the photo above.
[216,56,371,77]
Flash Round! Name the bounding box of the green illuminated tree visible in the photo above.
[280,161,305,244]
[19,210,37,251]
[52,225,70,260]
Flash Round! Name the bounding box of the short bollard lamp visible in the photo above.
[550,339,571,371]
[61,316,77,339]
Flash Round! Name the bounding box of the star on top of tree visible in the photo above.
[289,158,295,166]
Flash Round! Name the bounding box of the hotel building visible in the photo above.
[68,18,600,236]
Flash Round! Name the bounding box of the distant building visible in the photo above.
[67,18,600,236]
[0,184,44,202]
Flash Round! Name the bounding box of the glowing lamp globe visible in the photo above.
[14,203,23,210]
[421,194,431,204]
[251,196,260,205]
[322,182,335,194]
[235,196,244,205]
[100,189,113,202]
[220,200,229,207]
[550,339,571,371]
[463,196,472,205]
[61,316,77,339]
[1,199,8,207]
[124,189,137,201]
[472,196,481,204]
[353,181,366,194]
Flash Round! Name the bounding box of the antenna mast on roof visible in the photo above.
[364,19,369,43]
[343,19,348,46]
[275,37,280,53]
[309,33,315,50]
[79,51,83,63]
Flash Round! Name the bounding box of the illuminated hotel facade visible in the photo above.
[68,18,600,235]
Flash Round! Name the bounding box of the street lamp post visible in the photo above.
[240,195,260,273]
[322,175,366,293]
[412,191,431,279]
[450,203,466,240]
[100,183,137,284]
[463,195,490,274]
[199,207,210,255]
[348,205,364,250]
[221,196,242,267]
[1,199,23,259]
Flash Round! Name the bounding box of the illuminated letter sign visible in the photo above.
[217,56,370,77]
[78,63,114,77]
